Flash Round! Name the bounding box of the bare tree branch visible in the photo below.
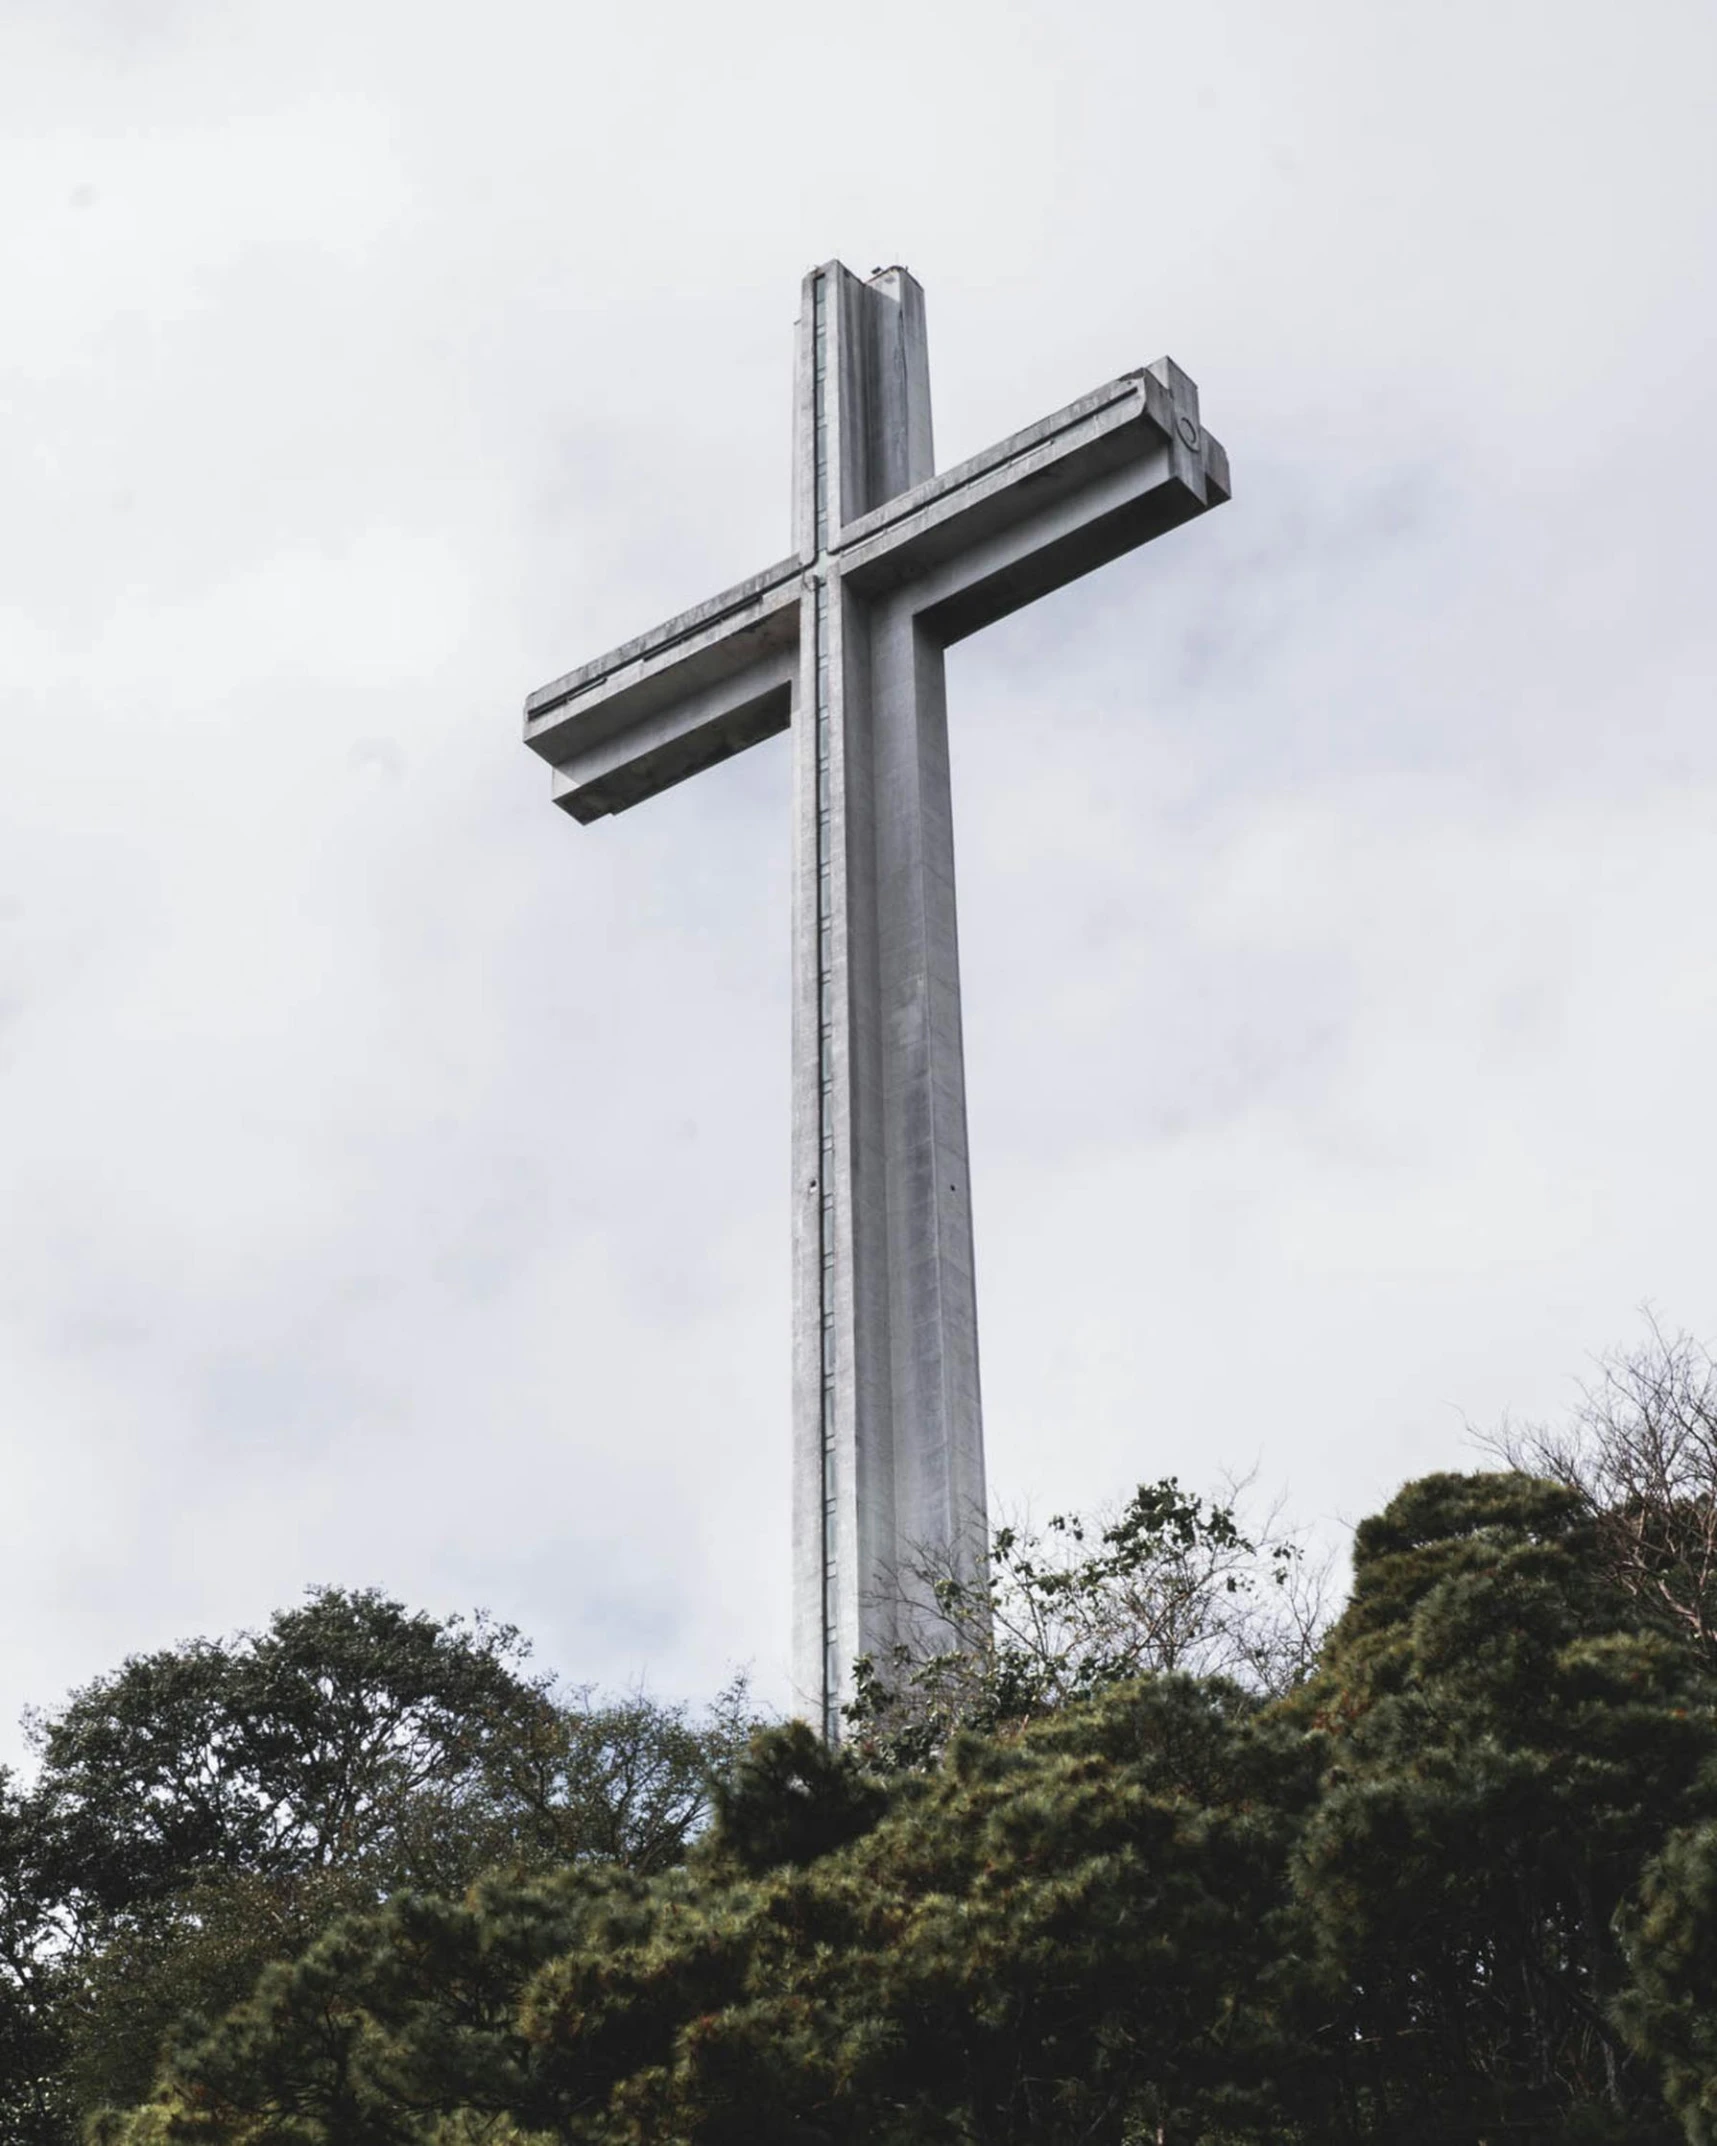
[847,1477,1332,1767]
[1479,1313,1717,1672]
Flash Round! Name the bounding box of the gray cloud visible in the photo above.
[2,0,1714,1754]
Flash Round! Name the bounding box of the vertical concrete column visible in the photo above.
[867,599,987,1630]
[791,263,985,1736]
[790,263,869,1738]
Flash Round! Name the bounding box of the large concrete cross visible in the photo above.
[524,262,1229,1737]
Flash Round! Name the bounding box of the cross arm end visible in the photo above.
[522,558,803,822]
[523,558,801,763]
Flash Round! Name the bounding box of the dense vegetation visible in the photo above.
[0,1595,753,2143]
[5,1330,1716,2143]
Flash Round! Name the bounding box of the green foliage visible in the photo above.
[1347,1465,1586,1564]
[0,1592,757,2139]
[95,1676,1313,2146]
[1287,1469,1713,2139]
[35,1588,545,1902]
[491,1676,757,1878]
[60,1870,376,2127]
[23,1587,556,2126]
[91,1470,1717,2145]
[846,1476,1325,1770]
[0,1769,77,2145]
[9,1449,1717,2144]
[702,1722,888,1875]
[1618,1823,1717,2142]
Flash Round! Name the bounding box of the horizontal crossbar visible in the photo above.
[838,364,1229,639]
[522,359,1227,820]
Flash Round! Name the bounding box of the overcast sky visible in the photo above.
[3,0,1714,1747]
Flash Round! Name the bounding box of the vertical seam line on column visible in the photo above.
[812,269,839,1742]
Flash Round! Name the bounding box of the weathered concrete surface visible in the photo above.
[523,263,1229,1736]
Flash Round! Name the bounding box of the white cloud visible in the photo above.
[1,0,1714,1755]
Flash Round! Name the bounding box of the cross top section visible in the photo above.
[524,263,1226,830]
